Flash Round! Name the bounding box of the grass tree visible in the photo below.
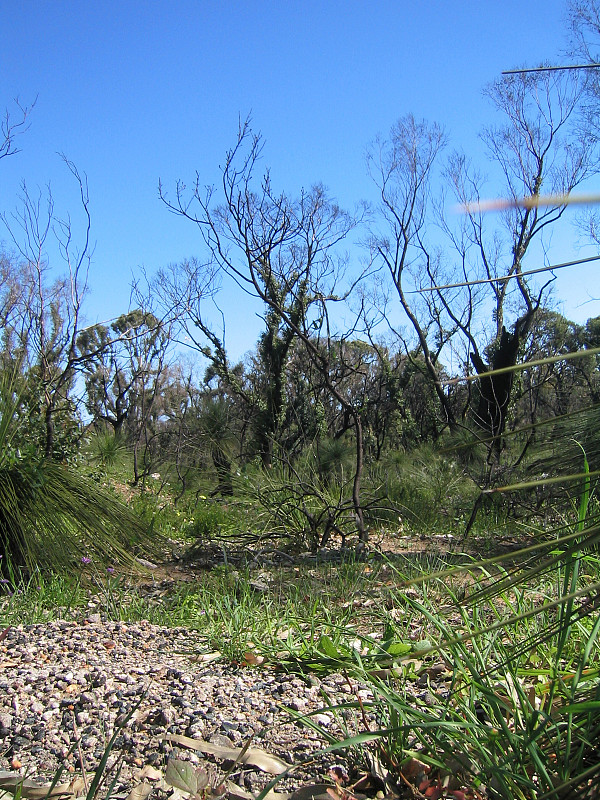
[0,363,160,577]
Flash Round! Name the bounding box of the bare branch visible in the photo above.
[0,97,36,161]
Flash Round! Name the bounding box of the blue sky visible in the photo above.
[1,0,598,360]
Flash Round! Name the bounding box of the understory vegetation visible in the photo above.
[1,428,599,799]
[2,2,600,797]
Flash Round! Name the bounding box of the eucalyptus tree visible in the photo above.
[366,115,460,433]
[159,121,360,468]
[0,159,96,459]
[77,309,176,483]
[78,310,171,439]
[513,310,597,426]
[370,66,597,459]
[159,119,371,540]
[448,69,595,452]
[567,0,600,253]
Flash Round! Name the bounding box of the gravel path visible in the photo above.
[0,617,367,797]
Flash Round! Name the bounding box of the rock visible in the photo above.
[0,712,13,730]
[288,697,307,711]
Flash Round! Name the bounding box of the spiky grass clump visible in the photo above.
[0,458,161,575]
[0,365,163,576]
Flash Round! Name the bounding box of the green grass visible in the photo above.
[0,569,89,623]
[2,515,599,799]
[285,554,600,799]
[0,557,393,660]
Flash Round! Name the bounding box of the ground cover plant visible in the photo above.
[2,496,599,800]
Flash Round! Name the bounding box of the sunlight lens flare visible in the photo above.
[457,192,600,214]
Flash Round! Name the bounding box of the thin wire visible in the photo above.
[410,254,600,294]
[442,345,600,385]
[503,63,600,74]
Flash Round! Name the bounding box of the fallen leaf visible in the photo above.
[223,781,255,800]
[248,790,292,800]
[243,651,265,666]
[401,757,430,780]
[276,628,294,640]
[288,784,335,800]
[0,773,72,799]
[164,735,288,775]
[135,558,158,569]
[125,783,154,800]
[419,662,451,680]
[138,766,163,781]
[191,651,222,663]
[65,778,87,795]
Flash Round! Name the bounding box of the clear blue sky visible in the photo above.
[1,0,598,360]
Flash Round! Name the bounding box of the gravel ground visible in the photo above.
[0,617,373,798]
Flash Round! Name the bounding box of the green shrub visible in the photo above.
[185,501,230,540]
[369,446,477,532]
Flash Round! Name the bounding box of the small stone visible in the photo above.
[209,732,232,748]
[148,708,173,727]
[0,712,13,730]
[11,735,29,748]
[81,735,98,750]
[288,697,307,711]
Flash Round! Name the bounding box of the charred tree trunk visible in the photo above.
[470,310,536,456]
[471,326,520,450]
